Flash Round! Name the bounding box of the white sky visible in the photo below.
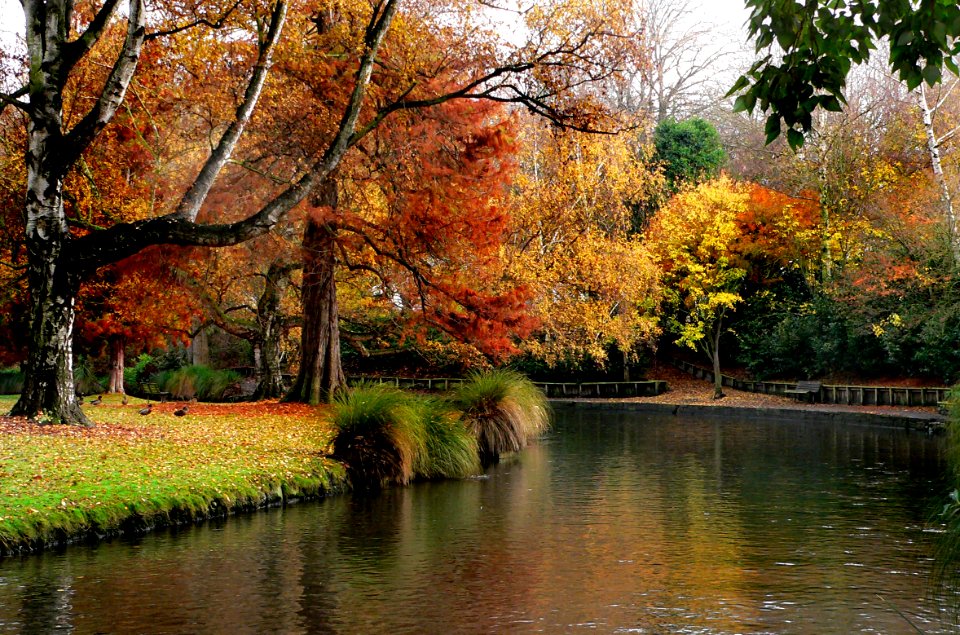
[0,0,752,55]
[0,1,22,55]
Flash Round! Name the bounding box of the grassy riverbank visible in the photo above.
[0,395,345,555]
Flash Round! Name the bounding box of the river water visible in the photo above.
[0,410,956,634]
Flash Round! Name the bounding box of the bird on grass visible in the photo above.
[76,393,84,405]
[90,395,103,406]
[138,403,153,416]
[173,405,189,417]
[121,394,128,406]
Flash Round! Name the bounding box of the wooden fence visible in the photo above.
[348,376,668,398]
[670,359,949,407]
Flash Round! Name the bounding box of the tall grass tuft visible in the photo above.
[331,384,427,489]
[157,365,241,401]
[414,398,480,479]
[0,368,24,395]
[74,357,104,395]
[451,369,550,466]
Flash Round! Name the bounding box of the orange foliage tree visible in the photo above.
[2,0,645,423]
[501,118,662,371]
[649,177,821,396]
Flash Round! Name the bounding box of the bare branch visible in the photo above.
[144,1,244,41]
[60,0,146,172]
[172,1,288,222]
[0,86,29,113]
[61,0,123,73]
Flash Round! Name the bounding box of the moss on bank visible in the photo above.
[0,396,347,555]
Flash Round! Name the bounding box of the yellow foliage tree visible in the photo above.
[647,176,749,398]
[503,119,661,369]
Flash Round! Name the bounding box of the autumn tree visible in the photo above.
[189,230,302,399]
[2,0,643,421]
[283,99,530,403]
[0,0,404,424]
[75,250,203,394]
[500,118,661,372]
[648,176,750,398]
[256,0,645,403]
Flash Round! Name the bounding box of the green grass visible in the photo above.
[0,395,344,554]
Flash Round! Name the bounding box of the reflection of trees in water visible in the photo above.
[8,564,74,633]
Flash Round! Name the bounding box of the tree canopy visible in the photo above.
[653,117,726,191]
[730,0,960,147]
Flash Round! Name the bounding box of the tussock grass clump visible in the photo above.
[451,369,550,466]
[331,384,427,489]
[0,368,23,395]
[158,365,241,400]
[414,398,480,480]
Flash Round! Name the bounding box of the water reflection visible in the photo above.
[0,412,954,634]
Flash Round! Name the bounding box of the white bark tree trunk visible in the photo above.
[918,84,959,264]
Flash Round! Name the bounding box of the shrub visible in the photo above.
[74,356,105,396]
[0,368,24,395]
[158,365,241,401]
[451,369,550,466]
[414,398,480,480]
[331,384,427,489]
[125,353,155,388]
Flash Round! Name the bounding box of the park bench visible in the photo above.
[138,381,171,402]
[784,380,822,403]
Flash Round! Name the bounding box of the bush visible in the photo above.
[0,368,24,395]
[330,384,427,489]
[125,353,155,388]
[74,356,105,396]
[157,365,241,401]
[414,398,479,480]
[451,369,550,466]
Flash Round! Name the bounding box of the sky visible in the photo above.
[0,0,753,58]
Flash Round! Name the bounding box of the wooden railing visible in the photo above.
[348,376,669,398]
[670,359,949,406]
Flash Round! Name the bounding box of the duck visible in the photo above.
[121,394,129,406]
[90,395,103,406]
[138,403,153,416]
[173,405,189,417]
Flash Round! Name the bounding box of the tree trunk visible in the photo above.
[190,326,210,366]
[254,261,293,399]
[108,336,125,393]
[918,85,959,264]
[708,318,724,399]
[255,331,286,399]
[11,225,88,425]
[285,182,345,404]
[10,46,89,424]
